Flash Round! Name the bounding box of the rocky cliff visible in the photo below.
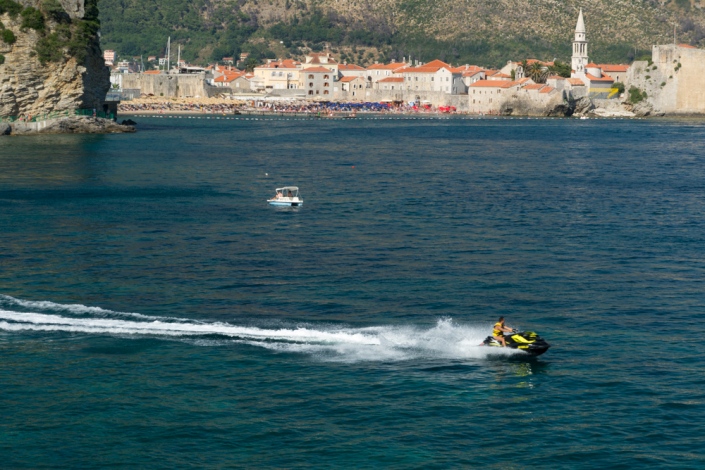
[0,0,109,119]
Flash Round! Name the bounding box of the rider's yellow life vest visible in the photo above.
[493,322,504,337]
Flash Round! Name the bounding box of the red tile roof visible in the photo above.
[598,64,629,73]
[367,62,407,70]
[423,59,451,68]
[567,78,585,86]
[585,73,614,83]
[339,76,363,82]
[378,77,404,82]
[339,64,365,71]
[257,59,301,69]
[302,66,334,73]
[469,80,517,88]
[539,86,555,94]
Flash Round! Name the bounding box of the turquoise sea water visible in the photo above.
[1,115,705,468]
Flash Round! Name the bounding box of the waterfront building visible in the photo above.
[338,63,367,79]
[399,60,463,94]
[338,76,367,97]
[252,59,302,92]
[468,80,522,114]
[374,77,404,91]
[214,69,247,88]
[365,62,407,85]
[597,64,630,85]
[104,50,116,67]
[303,52,339,75]
[299,66,335,97]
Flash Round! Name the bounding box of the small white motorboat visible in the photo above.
[268,186,303,207]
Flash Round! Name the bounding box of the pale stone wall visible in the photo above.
[674,48,705,114]
[119,73,210,98]
[629,45,705,115]
[330,88,469,111]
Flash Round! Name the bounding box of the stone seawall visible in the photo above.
[119,73,210,98]
[628,45,705,115]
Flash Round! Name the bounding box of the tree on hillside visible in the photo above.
[526,61,549,83]
[549,60,571,78]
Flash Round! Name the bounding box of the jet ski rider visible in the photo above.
[493,316,515,347]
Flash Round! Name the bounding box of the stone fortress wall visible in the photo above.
[629,44,705,115]
[120,73,211,99]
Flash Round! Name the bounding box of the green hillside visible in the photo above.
[97,0,705,67]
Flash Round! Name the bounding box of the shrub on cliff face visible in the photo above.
[0,53,5,65]
[0,0,22,17]
[36,26,69,64]
[21,7,45,31]
[41,0,70,23]
[1,28,15,44]
[29,0,100,65]
[629,86,647,104]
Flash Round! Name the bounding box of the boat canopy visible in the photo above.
[276,186,299,192]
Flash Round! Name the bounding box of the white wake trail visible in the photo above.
[0,296,521,361]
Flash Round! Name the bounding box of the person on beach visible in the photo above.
[493,316,515,347]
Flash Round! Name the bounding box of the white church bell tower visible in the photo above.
[571,9,588,77]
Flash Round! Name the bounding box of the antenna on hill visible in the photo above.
[167,36,171,73]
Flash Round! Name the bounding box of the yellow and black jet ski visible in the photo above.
[481,330,551,356]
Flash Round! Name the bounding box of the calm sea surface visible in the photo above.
[1,115,704,468]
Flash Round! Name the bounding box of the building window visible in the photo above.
[308,90,313,95]
[309,83,313,88]
[324,90,329,94]
[308,74,314,79]
[324,75,329,80]
[324,82,329,87]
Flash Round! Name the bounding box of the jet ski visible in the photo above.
[481,330,551,356]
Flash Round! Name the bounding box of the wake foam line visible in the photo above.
[0,295,186,322]
[0,310,380,344]
[0,296,523,361]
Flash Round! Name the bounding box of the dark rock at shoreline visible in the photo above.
[9,116,136,135]
[572,97,595,116]
[500,98,575,117]
[0,123,10,136]
[121,119,137,126]
[546,103,575,117]
[629,101,658,117]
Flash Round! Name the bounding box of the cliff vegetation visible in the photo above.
[97,0,705,67]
